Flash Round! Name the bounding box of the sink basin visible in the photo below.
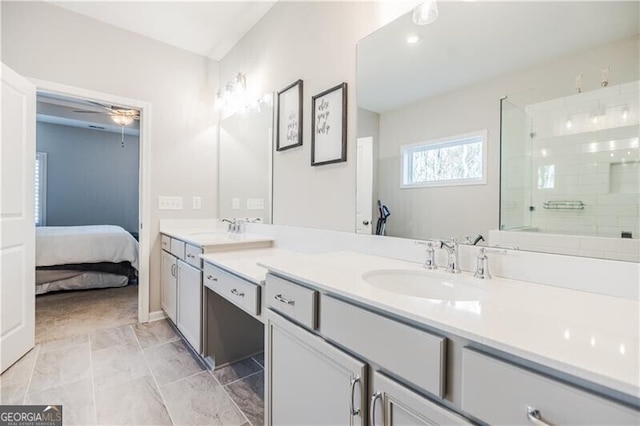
[362,269,485,301]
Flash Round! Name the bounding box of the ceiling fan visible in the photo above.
[73,101,140,126]
[73,101,140,147]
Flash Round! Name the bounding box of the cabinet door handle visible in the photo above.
[349,376,361,416]
[231,288,245,297]
[527,407,552,426]
[274,294,295,305]
[369,392,382,426]
[206,275,217,282]
[171,264,176,277]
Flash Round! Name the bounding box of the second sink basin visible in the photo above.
[362,269,486,301]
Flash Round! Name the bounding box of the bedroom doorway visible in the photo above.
[32,79,151,332]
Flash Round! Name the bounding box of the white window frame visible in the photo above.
[400,130,487,189]
[35,152,47,226]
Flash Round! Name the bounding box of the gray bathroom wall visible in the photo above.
[36,121,139,233]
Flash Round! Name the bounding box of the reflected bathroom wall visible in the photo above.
[219,95,273,223]
[501,81,640,239]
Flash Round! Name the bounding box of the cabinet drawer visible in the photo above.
[266,274,317,330]
[170,238,185,260]
[320,295,446,398]
[461,348,639,424]
[161,234,170,251]
[185,244,202,269]
[203,263,260,317]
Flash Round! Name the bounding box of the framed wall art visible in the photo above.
[276,79,303,151]
[311,82,347,166]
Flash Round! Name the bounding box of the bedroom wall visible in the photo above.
[1,1,218,313]
[36,122,140,233]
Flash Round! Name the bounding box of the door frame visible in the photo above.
[30,78,152,323]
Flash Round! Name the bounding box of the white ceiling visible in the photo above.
[47,1,277,60]
[358,1,640,113]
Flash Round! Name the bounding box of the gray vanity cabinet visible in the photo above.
[461,348,640,424]
[371,372,470,426]
[161,249,177,323]
[176,259,202,353]
[161,234,203,354]
[266,312,367,426]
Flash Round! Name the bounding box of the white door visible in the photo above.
[356,137,373,234]
[1,64,36,373]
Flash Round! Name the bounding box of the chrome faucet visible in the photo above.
[221,218,244,234]
[473,247,507,280]
[423,241,438,270]
[440,238,461,274]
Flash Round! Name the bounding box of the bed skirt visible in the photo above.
[36,271,130,295]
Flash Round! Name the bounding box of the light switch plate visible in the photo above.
[232,198,240,210]
[158,196,183,210]
[246,198,265,210]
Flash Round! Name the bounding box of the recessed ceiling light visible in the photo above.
[406,34,420,44]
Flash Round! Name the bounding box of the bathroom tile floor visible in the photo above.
[1,288,264,426]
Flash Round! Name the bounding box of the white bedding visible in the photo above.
[36,225,139,270]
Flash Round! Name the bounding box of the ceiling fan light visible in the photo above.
[111,115,134,126]
[412,0,439,25]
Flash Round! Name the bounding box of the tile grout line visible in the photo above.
[132,324,178,426]
[137,335,181,352]
[88,334,99,425]
[250,356,264,370]
[21,344,41,404]
[209,369,251,426]
[156,367,206,388]
[220,369,264,388]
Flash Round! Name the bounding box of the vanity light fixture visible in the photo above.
[215,73,248,114]
[412,0,439,25]
[406,34,420,44]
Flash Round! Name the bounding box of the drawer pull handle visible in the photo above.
[206,275,218,281]
[274,294,295,305]
[231,289,245,297]
[187,254,195,258]
[369,391,382,426]
[349,376,361,416]
[527,407,552,426]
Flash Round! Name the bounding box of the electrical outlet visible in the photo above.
[158,196,183,210]
[192,196,202,210]
[232,198,240,210]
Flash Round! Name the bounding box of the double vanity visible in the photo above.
[159,222,639,425]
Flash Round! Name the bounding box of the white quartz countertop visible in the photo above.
[161,229,274,250]
[201,248,306,285]
[258,251,640,399]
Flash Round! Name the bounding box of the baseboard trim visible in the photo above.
[148,310,166,322]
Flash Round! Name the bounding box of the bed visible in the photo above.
[35,225,139,295]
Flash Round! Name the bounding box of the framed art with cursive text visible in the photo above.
[311,83,347,166]
[276,79,303,151]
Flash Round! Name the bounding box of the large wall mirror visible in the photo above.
[218,94,273,224]
[356,1,639,260]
